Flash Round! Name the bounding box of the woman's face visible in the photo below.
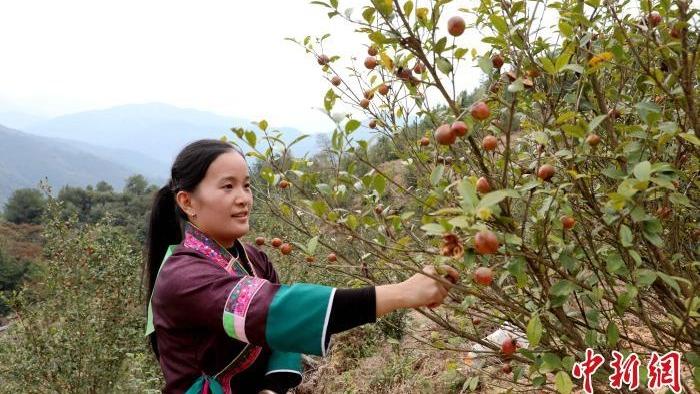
[177,150,253,248]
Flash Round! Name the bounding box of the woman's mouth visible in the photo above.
[232,212,249,220]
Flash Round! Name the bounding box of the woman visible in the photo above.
[145,139,459,393]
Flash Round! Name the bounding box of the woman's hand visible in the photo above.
[375,265,459,318]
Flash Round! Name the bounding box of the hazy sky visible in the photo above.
[0,0,489,133]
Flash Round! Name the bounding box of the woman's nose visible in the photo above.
[235,190,251,205]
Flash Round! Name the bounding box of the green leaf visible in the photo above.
[324,88,336,112]
[371,0,393,16]
[458,177,478,210]
[345,119,361,133]
[669,192,694,208]
[403,0,413,17]
[560,64,583,74]
[527,314,543,348]
[679,132,700,146]
[310,200,328,217]
[258,119,268,131]
[307,235,319,254]
[606,321,619,347]
[362,7,375,24]
[244,130,257,147]
[540,57,556,74]
[289,134,310,148]
[559,20,573,37]
[420,222,445,235]
[454,47,468,59]
[635,101,661,124]
[489,14,508,34]
[561,124,585,138]
[434,37,447,54]
[656,271,683,294]
[316,183,331,195]
[435,57,453,75]
[477,190,508,209]
[477,55,494,74]
[587,114,607,132]
[345,214,358,230]
[508,79,524,93]
[620,225,633,247]
[373,174,386,195]
[555,48,573,73]
[551,280,576,297]
[633,161,651,181]
[430,165,445,186]
[554,371,573,394]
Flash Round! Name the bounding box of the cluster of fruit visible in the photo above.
[254,236,338,264]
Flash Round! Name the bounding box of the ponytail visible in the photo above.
[145,182,183,357]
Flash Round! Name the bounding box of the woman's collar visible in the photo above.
[182,221,252,276]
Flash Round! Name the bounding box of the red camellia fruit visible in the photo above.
[306,256,315,263]
[413,62,425,74]
[327,253,337,262]
[364,90,375,100]
[648,11,662,27]
[279,180,290,189]
[280,243,292,255]
[474,230,499,255]
[397,67,412,81]
[526,68,541,78]
[492,54,504,69]
[501,337,518,358]
[670,24,683,39]
[586,134,601,147]
[451,121,469,137]
[374,204,384,215]
[471,101,491,120]
[447,16,466,36]
[360,98,370,109]
[473,266,494,286]
[476,177,491,193]
[561,215,576,230]
[435,124,457,145]
[472,317,482,325]
[271,238,282,248]
[369,119,377,129]
[331,76,341,86]
[255,237,265,246]
[378,84,390,95]
[367,46,378,56]
[419,137,430,146]
[537,164,555,181]
[317,54,330,65]
[364,56,377,69]
[501,363,513,374]
[482,135,498,151]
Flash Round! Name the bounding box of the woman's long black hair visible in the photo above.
[145,139,244,357]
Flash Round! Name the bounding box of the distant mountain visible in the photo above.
[0,124,157,205]
[26,103,328,166]
[53,137,170,179]
[0,111,47,130]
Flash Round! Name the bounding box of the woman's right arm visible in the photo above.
[157,253,458,357]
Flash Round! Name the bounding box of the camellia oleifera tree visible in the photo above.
[229,0,699,392]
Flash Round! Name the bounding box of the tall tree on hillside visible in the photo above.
[3,188,46,225]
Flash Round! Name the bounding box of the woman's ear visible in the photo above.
[175,190,197,218]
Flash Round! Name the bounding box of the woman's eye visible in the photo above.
[245,183,251,188]
[223,184,233,189]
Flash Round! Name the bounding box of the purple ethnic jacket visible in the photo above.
[150,222,336,393]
